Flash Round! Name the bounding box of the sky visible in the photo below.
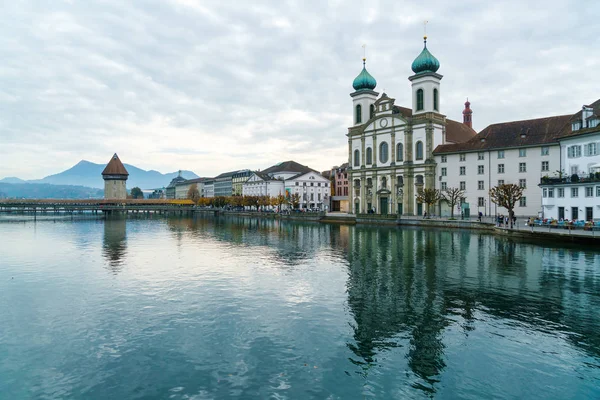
[1,0,599,180]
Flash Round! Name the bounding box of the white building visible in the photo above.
[347,36,476,215]
[242,161,331,210]
[434,115,568,217]
[175,177,208,199]
[541,101,600,221]
[436,100,600,218]
[204,179,215,198]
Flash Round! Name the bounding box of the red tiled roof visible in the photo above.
[393,105,476,143]
[101,153,129,176]
[434,115,572,154]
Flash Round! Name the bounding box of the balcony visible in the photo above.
[540,172,600,186]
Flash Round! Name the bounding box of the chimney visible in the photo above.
[463,98,473,129]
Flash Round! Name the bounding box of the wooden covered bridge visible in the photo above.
[0,199,196,216]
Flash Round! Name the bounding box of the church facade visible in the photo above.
[347,37,476,215]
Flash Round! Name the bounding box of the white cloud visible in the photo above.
[0,0,599,180]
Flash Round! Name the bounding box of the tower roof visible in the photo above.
[102,153,129,176]
[411,37,440,74]
[352,59,377,91]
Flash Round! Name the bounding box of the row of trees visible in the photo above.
[416,183,524,227]
[186,183,303,210]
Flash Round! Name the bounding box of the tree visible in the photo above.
[416,188,442,217]
[442,187,465,219]
[130,187,144,199]
[186,183,201,204]
[274,194,286,211]
[290,193,301,209]
[489,183,524,228]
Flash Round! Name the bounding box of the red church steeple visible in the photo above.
[463,99,473,129]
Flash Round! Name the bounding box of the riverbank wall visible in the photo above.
[193,208,598,245]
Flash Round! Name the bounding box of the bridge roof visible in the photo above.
[102,153,129,176]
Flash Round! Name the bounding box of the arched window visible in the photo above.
[416,89,424,111]
[366,147,373,164]
[354,149,360,167]
[369,104,375,119]
[379,142,389,163]
[397,175,404,187]
[355,104,362,124]
[433,89,438,111]
[416,141,424,160]
[415,175,424,184]
[381,177,387,188]
[367,178,373,187]
[396,143,403,162]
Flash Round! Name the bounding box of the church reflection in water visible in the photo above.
[102,216,127,274]
[342,226,600,394]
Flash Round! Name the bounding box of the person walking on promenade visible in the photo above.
[478,211,483,222]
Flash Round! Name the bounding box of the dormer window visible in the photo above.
[572,121,582,131]
[589,118,599,128]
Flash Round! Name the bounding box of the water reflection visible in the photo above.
[102,216,127,273]
[345,226,600,394]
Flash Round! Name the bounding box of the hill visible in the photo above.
[0,183,103,199]
[20,160,199,189]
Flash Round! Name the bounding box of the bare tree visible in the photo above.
[186,184,201,204]
[416,188,442,218]
[442,187,465,219]
[489,184,524,228]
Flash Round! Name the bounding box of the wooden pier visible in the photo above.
[0,199,196,217]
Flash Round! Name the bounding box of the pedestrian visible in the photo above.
[478,211,483,222]
[423,211,427,219]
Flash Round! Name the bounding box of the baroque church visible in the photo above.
[347,36,476,215]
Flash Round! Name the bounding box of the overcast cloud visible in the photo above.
[1,0,599,179]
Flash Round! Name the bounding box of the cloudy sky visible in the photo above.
[1,0,599,179]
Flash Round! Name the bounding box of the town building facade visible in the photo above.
[347,37,476,215]
[434,115,567,217]
[165,171,186,199]
[232,170,252,196]
[242,161,331,210]
[540,101,600,221]
[330,163,350,212]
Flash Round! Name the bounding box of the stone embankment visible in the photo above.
[194,209,600,244]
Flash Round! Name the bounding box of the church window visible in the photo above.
[379,142,389,163]
[356,104,362,124]
[381,177,387,188]
[396,143,403,162]
[354,149,360,167]
[416,89,424,111]
[366,147,373,164]
[433,89,438,111]
[370,104,375,119]
[416,141,424,160]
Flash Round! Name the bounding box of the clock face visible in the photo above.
[379,118,388,128]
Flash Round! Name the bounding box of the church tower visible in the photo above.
[409,35,442,115]
[102,153,129,200]
[463,99,473,128]
[350,57,378,126]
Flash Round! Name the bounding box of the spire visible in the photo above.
[352,45,377,91]
[463,98,473,128]
[411,28,440,74]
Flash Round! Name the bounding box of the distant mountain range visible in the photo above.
[1,160,199,190]
[0,183,103,199]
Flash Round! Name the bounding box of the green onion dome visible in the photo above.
[411,36,440,74]
[352,59,377,91]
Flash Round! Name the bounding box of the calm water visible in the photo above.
[1,215,600,399]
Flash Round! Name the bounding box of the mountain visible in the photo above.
[0,183,103,199]
[25,160,199,189]
[0,177,26,184]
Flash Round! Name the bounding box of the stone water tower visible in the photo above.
[102,153,129,200]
